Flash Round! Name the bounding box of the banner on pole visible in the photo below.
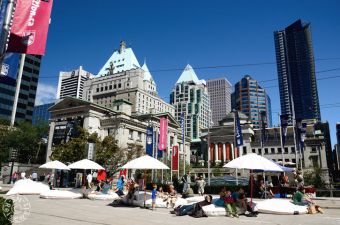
[172,145,179,171]
[0,53,20,85]
[146,126,153,156]
[159,116,167,150]
[260,111,267,147]
[234,111,243,147]
[180,113,185,150]
[280,114,289,147]
[7,0,54,55]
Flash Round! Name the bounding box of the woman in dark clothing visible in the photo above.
[172,195,212,217]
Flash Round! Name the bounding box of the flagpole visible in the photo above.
[182,112,185,177]
[10,53,25,126]
[279,113,284,167]
[233,110,238,185]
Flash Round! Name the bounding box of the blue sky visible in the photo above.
[37,0,340,144]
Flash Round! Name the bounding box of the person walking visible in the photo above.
[196,176,206,196]
[181,172,190,194]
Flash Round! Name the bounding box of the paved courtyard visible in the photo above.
[5,195,340,225]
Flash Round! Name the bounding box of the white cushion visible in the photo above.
[7,179,49,195]
[88,193,120,201]
[40,190,83,199]
[255,199,308,215]
[186,196,205,203]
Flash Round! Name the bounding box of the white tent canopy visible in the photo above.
[121,155,169,170]
[68,159,104,170]
[223,153,284,172]
[39,160,70,170]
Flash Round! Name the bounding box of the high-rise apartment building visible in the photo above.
[0,54,42,123]
[83,42,174,116]
[232,75,272,128]
[170,64,211,141]
[32,102,54,125]
[337,123,340,146]
[57,66,93,100]
[206,78,232,125]
[274,19,321,121]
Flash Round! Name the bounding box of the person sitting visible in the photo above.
[232,188,257,215]
[115,176,125,197]
[224,190,238,218]
[101,180,112,194]
[157,186,166,200]
[182,186,194,198]
[165,185,177,208]
[173,195,212,217]
[214,187,226,207]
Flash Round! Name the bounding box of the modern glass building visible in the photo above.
[274,19,321,122]
[32,103,54,125]
[231,75,272,128]
[206,78,232,125]
[170,64,212,142]
[0,54,42,123]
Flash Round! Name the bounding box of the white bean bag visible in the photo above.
[88,192,120,201]
[144,197,188,208]
[185,196,205,203]
[40,190,83,199]
[6,179,49,195]
[255,199,308,215]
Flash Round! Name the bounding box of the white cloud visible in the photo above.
[35,82,57,106]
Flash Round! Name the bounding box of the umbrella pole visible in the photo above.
[250,170,253,208]
[144,169,146,208]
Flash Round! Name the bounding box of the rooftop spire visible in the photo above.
[119,41,126,53]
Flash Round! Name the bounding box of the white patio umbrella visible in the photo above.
[121,155,169,207]
[223,154,285,172]
[39,160,70,170]
[223,154,284,207]
[121,155,169,170]
[68,159,104,170]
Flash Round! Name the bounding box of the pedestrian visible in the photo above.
[32,171,38,181]
[151,184,157,210]
[115,176,125,196]
[87,172,93,189]
[181,172,190,194]
[20,171,26,179]
[196,175,206,196]
[12,172,17,183]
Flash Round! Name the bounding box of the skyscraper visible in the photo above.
[0,54,42,123]
[231,75,272,128]
[206,78,232,125]
[32,102,54,125]
[57,66,93,100]
[337,123,340,146]
[170,64,211,141]
[274,19,321,121]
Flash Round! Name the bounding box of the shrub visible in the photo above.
[0,197,13,225]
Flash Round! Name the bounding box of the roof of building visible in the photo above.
[141,62,153,82]
[97,41,141,76]
[176,64,200,84]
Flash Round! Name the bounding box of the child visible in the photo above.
[151,184,157,210]
[224,190,238,218]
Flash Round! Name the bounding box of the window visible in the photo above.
[118,83,121,88]
[278,148,282,153]
[271,148,275,154]
[264,148,268,154]
[128,130,133,140]
[137,132,142,141]
[243,146,247,155]
[258,149,262,155]
[284,147,288,153]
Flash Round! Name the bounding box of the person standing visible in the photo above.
[196,176,206,196]
[87,173,93,189]
[181,172,190,194]
[115,176,125,196]
[151,184,157,210]
[20,171,26,179]
[12,172,17,183]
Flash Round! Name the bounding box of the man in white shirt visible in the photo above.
[87,173,93,189]
[21,171,26,179]
[32,172,38,181]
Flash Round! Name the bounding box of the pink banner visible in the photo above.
[7,0,54,55]
[172,146,179,171]
[159,116,167,150]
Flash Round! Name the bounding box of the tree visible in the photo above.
[304,166,325,188]
[95,135,125,170]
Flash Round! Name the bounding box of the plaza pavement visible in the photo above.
[5,195,340,225]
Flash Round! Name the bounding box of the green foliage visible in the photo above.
[0,121,48,164]
[304,166,325,188]
[0,197,13,225]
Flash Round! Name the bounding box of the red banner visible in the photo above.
[159,116,167,150]
[7,0,53,55]
[172,146,179,171]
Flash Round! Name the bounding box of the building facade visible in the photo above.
[0,54,42,123]
[231,75,272,128]
[170,64,212,142]
[196,112,330,182]
[83,42,174,116]
[45,97,190,163]
[274,19,321,122]
[206,78,232,125]
[56,66,93,100]
[32,102,54,125]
